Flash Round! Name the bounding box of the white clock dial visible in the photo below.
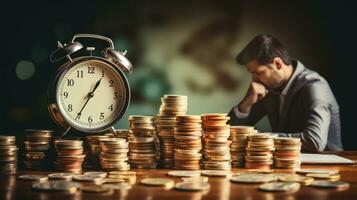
[56,59,127,131]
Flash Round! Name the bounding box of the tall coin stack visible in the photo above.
[174,115,202,170]
[202,113,231,170]
[156,95,188,168]
[0,136,18,174]
[230,126,256,167]
[23,129,54,170]
[84,135,110,169]
[54,140,85,173]
[128,115,158,168]
[274,137,301,169]
[99,138,130,171]
[245,134,275,170]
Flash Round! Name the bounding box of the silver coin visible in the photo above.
[230,174,277,183]
[48,173,74,180]
[310,181,350,189]
[73,175,104,182]
[32,181,80,193]
[259,182,300,192]
[18,175,48,182]
[83,171,108,178]
[103,183,132,190]
[174,181,210,191]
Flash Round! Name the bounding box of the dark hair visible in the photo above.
[236,34,292,66]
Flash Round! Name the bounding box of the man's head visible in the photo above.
[236,34,292,90]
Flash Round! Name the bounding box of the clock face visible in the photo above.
[56,59,128,132]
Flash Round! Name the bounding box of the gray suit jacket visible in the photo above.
[229,60,343,152]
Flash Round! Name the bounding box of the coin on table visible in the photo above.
[278,176,314,185]
[174,181,210,191]
[108,171,136,176]
[310,181,350,189]
[83,171,108,178]
[230,174,277,183]
[103,183,132,190]
[18,175,48,182]
[32,181,80,193]
[296,169,338,175]
[247,169,274,174]
[48,173,75,180]
[168,170,201,177]
[182,176,209,183]
[82,185,112,193]
[259,182,300,192]
[73,175,104,182]
[305,173,340,181]
[141,178,174,188]
[201,170,230,177]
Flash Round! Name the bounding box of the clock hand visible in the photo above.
[75,77,102,120]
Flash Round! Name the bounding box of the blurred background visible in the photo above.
[0,0,356,149]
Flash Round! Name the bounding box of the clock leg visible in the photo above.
[109,126,116,136]
[60,126,72,138]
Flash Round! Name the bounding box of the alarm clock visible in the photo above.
[48,34,133,136]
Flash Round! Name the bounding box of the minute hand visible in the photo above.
[75,77,102,120]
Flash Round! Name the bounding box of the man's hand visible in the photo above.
[238,82,268,113]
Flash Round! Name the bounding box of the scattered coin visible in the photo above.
[305,173,340,181]
[141,178,174,188]
[259,182,300,192]
[82,185,112,193]
[83,171,108,178]
[174,181,210,191]
[182,176,209,183]
[48,173,75,180]
[230,174,277,183]
[32,181,80,193]
[18,175,48,182]
[310,180,350,189]
[278,175,314,185]
[168,170,201,177]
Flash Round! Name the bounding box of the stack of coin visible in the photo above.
[159,95,188,115]
[174,115,202,170]
[230,126,256,167]
[245,134,275,169]
[128,115,158,168]
[54,140,85,173]
[0,135,18,174]
[23,129,54,170]
[155,115,176,168]
[84,135,110,169]
[99,138,130,171]
[156,95,188,168]
[274,137,301,169]
[201,113,231,170]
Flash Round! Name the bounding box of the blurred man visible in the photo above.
[229,34,343,152]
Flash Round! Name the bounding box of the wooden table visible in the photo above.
[1,151,357,200]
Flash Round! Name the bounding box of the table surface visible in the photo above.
[1,151,357,200]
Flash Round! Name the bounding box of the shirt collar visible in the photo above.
[280,60,303,96]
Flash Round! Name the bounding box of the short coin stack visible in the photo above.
[0,135,18,174]
[99,138,130,171]
[274,137,301,169]
[84,135,110,169]
[128,115,158,168]
[174,115,202,170]
[230,126,256,167]
[159,95,188,116]
[245,133,275,170]
[54,140,85,173]
[23,129,54,170]
[113,129,129,140]
[156,95,188,168]
[202,113,231,170]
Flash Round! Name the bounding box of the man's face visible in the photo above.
[245,59,284,90]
